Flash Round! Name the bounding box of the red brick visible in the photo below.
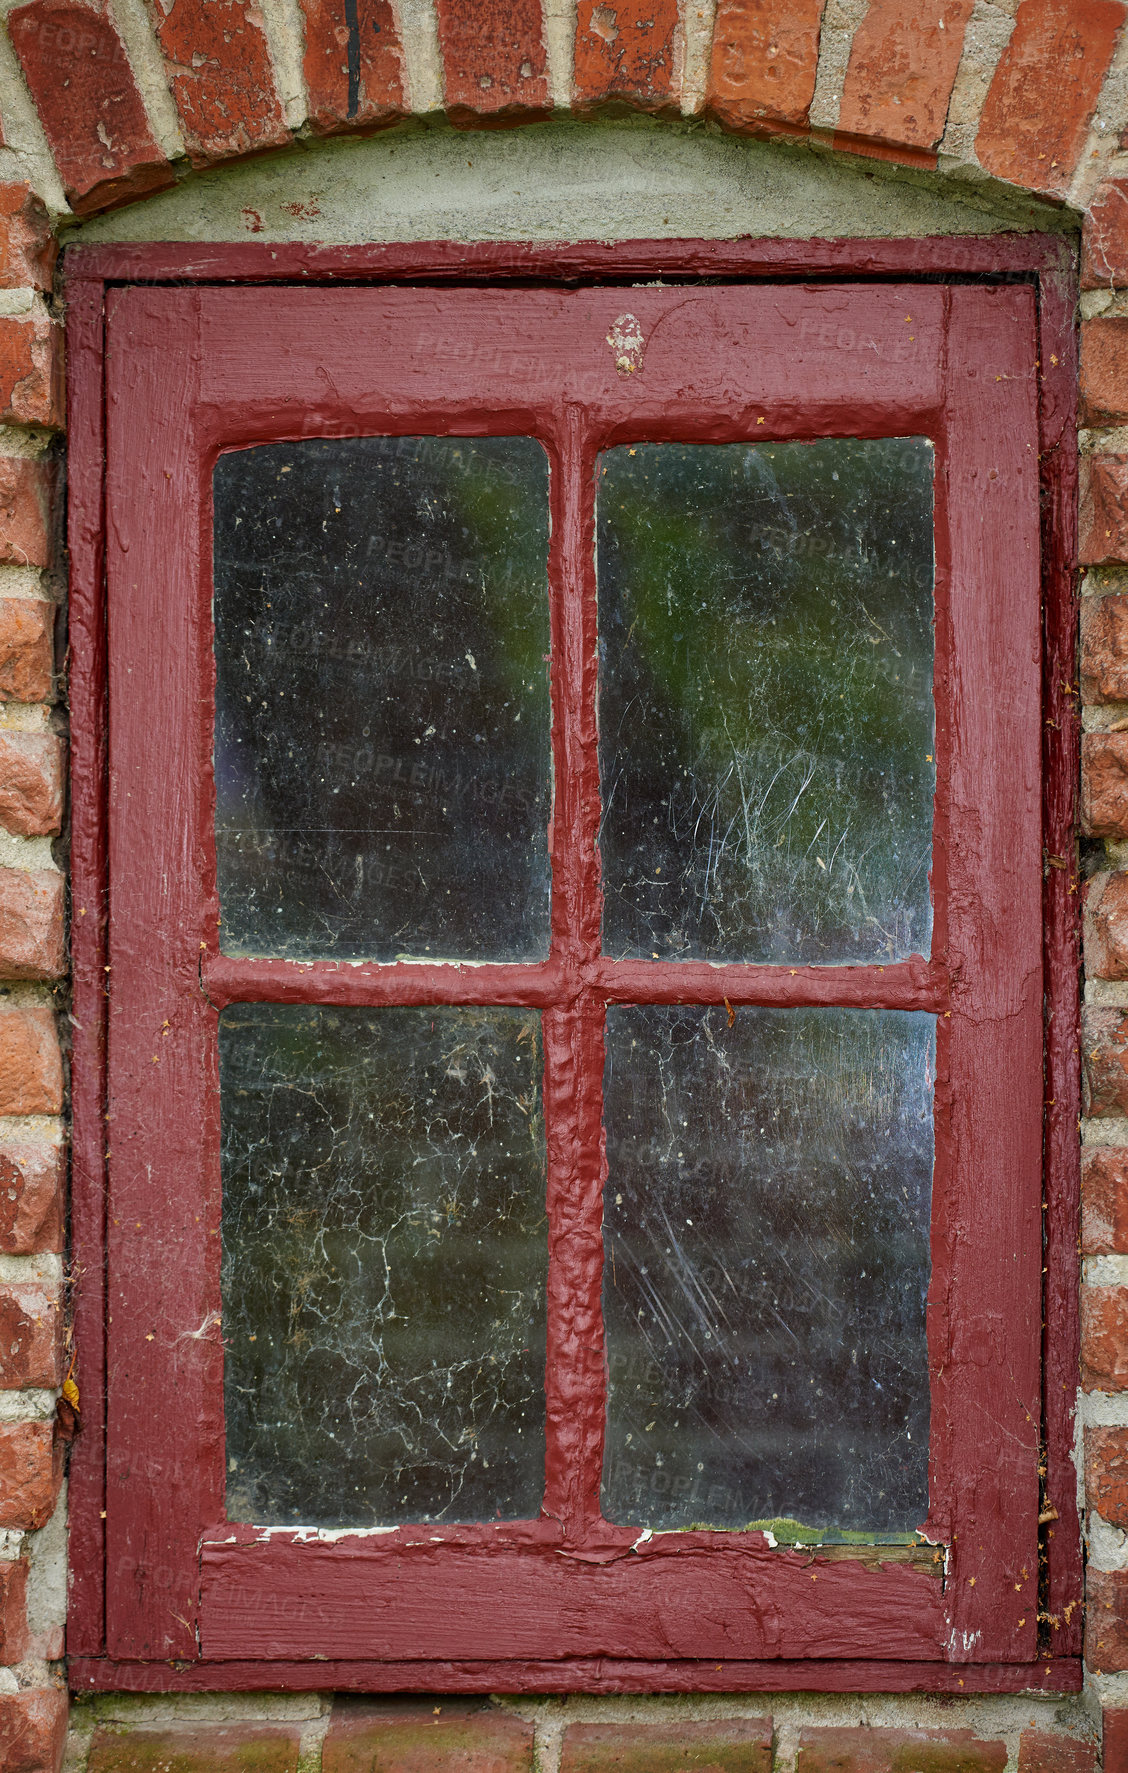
[0,461,54,573]
[8,1,173,217]
[1082,1284,1128,1388]
[1082,1144,1128,1252]
[300,0,406,134]
[323,1701,533,1773]
[87,1725,302,1773]
[1088,1566,1128,1669]
[0,734,63,841]
[1081,462,1128,568]
[0,603,54,705]
[573,0,680,114]
[0,1689,67,1773]
[1085,179,1128,287]
[0,1007,61,1117]
[1083,1007,1128,1115]
[0,1557,29,1663]
[1086,1424,1128,1523]
[435,0,550,124]
[1083,318,1128,425]
[707,0,824,133]
[0,1141,62,1254]
[1017,1730,1097,1773]
[561,1717,772,1772]
[0,319,61,431]
[1105,1711,1128,1773]
[1082,732,1128,837]
[1081,587,1128,698]
[1086,871,1128,977]
[797,1729,1007,1773]
[0,1282,60,1388]
[835,0,974,164]
[0,871,63,982]
[0,187,55,292]
[0,1421,60,1529]
[150,0,289,166]
[976,0,1126,197]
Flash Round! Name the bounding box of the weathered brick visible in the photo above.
[1086,1425,1128,1524]
[0,1421,60,1529]
[0,318,61,430]
[573,0,680,114]
[1086,872,1128,978]
[1084,179,1128,287]
[1082,583,1128,706]
[797,1729,1007,1773]
[976,0,1126,197]
[87,1725,302,1773]
[0,733,63,840]
[150,0,289,166]
[0,1282,59,1388]
[0,1688,66,1773]
[1083,1006,1128,1116]
[300,0,406,134]
[1017,1729,1097,1773]
[0,870,63,982]
[1104,1710,1128,1773]
[435,0,550,124]
[0,186,56,292]
[561,1717,772,1772]
[0,1141,62,1254]
[1082,317,1128,425]
[835,0,974,164]
[324,1701,534,1773]
[0,460,55,573]
[706,0,824,133]
[0,868,63,982]
[1088,1567,1128,1669]
[0,1007,62,1117]
[8,0,173,216]
[1082,732,1128,837]
[0,1557,28,1663]
[1081,462,1128,569]
[1082,1144,1128,1253]
[0,602,54,705]
[1082,1284,1128,1389]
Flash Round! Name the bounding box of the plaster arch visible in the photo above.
[0,0,1122,260]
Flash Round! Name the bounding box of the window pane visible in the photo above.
[213,436,551,962]
[597,439,935,963]
[602,1005,933,1533]
[220,1004,547,1526]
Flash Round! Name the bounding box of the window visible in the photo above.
[68,240,1080,1691]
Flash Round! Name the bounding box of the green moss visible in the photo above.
[746,1517,918,1545]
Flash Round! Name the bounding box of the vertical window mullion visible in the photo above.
[540,411,608,1537]
[549,408,602,969]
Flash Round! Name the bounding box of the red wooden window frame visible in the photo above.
[65,235,1082,1696]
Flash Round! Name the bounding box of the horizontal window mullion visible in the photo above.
[201,954,570,1009]
[594,957,944,1012]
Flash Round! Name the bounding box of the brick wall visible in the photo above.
[0,0,1122,1767]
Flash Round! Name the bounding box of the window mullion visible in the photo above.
[549,405,601,971]
[542,999,608,1540]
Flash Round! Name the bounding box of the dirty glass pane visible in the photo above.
[213,436,551,962]
[602,1005,933,1533]
[220,1004,547,1526]
[597,439,935,963]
